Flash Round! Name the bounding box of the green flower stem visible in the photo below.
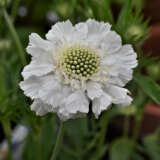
[123,115,130,137]
[1,120,12,160]
[95,114,109,159]
[35,128,42,160]
[132,114,143,141]
[50,121,65,160]
[11,0,20,22]
[98,117,108,149]
[132,97,148,142]
[2,8,27,66]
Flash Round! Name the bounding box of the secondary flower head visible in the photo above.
[20,19,137,121]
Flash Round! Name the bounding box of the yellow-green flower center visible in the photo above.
[59,46,99,79]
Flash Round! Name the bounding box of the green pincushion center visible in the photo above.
[61,46,99,78]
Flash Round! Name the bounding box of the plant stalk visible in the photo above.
[11,0,20,22]
[3,8,27,66]
[50,121,64,160]
[123,115,130,137]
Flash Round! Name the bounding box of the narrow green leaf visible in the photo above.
[100,0,114,24]
[109,138,134,160]
[40,116,56,160]
[116,0,132,32]
[137,57,157,70]
[134,74,160,104]
[22,133,37,160]
[143,134,160,160]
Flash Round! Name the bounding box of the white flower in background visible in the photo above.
[20,19,137,121]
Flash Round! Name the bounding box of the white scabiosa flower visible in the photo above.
[20,19,137,120]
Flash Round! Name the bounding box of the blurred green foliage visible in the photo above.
[0,0,160,160]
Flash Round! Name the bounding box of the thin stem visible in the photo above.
[2,8,27,66]
[95,114,109,160]
[36,129,42,160]
[123,115,130,137]
[98,117,108,149]
[132,115,143,141]
[11,0,20,22]
[50,122,64,160]
[1,120,12,160]
[132,100,147,142]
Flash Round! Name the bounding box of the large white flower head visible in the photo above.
[20,19,137,121]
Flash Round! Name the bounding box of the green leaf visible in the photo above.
[93,145,108,160]
[109,138,134,160]
[65,118,89,149]
[40,116,56,160]
[131,152,145,160]
[22,115,56,160]
[143,134,160,160]
[99,0,114,24]
[22,132,37,160]
[137,57,157,70]
[116,0,132,32]
[134,74,160,104]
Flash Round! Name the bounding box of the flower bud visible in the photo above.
[127,25,143,40]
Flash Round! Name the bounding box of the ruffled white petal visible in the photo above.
[31,99,52,116]
[86,19,111,37]
[38,78,63,107]
[20,74,65,108]
[65,90,89,113]
[86,81,103,100]
[102,45,137,87]
[92,92,112,118]
[101,31,122,54]
[27,33,53,58]
[105,85,132,106]
[85,19,111,46]
[100,54,116,66]
[115,45,137,86]
[119,95,132,107]
[58,90,89,120]
[46,20,74,46]
[24,33,56,80]
[115,45,137,68]
[70,79,81,90]
[20,76,41,99]
[22,59,55,80]
[75,23,88,42]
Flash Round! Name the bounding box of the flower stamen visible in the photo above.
[59,46,99,79]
